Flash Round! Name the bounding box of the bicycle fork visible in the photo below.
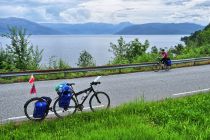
[94,94,101,104]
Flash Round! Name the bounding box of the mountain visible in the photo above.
[116,23,204,35]
[0,17,62,35]
[40,22,132,34]
[0,17,204,35]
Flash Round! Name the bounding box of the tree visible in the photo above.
[109,37,150,63]
[151,46,158,54]
[57,58,70,69]
[181,23,210,47]
[125,39,149,62]
[77,50,95,67]
[31,46,43,69]
[0,47,6,69]
[2,26,43,70]
[48,56,70,69]
[109,36,128,59]
[0,47,16,71]
[170,44,184,55]
[48,56,57,69]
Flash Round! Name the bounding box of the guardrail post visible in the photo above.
[193,61,196,66]
[119,68,122,74]
[64,72,67,78]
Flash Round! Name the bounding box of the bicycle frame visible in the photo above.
[72,84,96,108]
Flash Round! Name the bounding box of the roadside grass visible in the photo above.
[1,93,210,139]
[1,60,210,84]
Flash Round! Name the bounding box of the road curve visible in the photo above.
[1,65,210,122]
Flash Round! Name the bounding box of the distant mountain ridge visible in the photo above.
[41,22,132,34]
[116,23,204,35]
[0,17,205,35]
[0,17,62,35]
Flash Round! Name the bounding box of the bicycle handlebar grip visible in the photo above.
[91,82,101,85]
[67,83,75,86]
[96,82,101,84]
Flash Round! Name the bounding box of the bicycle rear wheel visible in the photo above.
[89,92,110,112]
[24,97,47,121]
[53,97,77,118]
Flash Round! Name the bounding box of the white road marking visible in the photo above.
[83,105,104,110]
[173,88,210,96]
[2,105,105,122]
[2,114,33,122]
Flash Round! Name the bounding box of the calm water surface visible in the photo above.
[0,35,187,66]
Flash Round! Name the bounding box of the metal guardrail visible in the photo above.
[0,57,210,78]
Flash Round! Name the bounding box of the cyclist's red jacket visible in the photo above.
[161,52,168,59]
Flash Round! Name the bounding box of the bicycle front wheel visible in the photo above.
[24,97,47,121]
[53,97,77,118]
[163,63,170,71]
[165,66,170,71]
[89,92,110,112]
[153,63,161,72]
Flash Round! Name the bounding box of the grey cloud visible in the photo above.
[0,0,209,24]
[195,1,210,8]
[116,13,127,18]
[121,0,141,1]
[62,8,91,22]
[0,0,89,7]
[0,0,92,22]
[76,9,91,20]
[46,7,64,17]
[125,8,135,11]
[165,0,191,6]
[174,14,201,19]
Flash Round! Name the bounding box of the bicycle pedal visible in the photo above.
[77,105,84,111]
[77,108,82,111]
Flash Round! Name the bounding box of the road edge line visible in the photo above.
[173,88,210,96]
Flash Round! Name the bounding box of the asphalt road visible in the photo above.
[1,65,210,122]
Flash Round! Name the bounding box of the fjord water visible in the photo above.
[0,35,186,67]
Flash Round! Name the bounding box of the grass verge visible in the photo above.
[1,93,210,139]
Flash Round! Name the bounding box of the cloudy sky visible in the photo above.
[0,0,210,25]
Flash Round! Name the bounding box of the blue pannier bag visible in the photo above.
[55,83,73,109]
[33,101,47,118]
[167,59,172,66]
[55,83,73,95]
[59,93,72,109]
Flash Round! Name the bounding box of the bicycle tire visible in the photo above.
[53,97,77,118]
[24,97,47,121]
[163,63,170,71]
[165,66,170,71]
[153,63,161,72]
[89,92,110,112]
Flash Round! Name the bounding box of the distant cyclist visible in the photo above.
[160,49,169,65]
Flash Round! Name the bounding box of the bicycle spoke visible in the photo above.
[53,97,76,118]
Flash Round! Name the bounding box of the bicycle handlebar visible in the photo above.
[66,81,100,87]
[90,81,101,85]
[66,83,75,86]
